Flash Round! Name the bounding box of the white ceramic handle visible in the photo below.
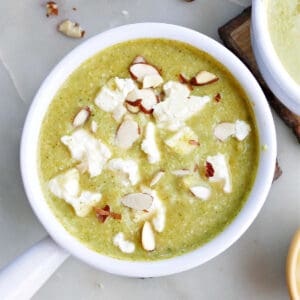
[0,236,69,300]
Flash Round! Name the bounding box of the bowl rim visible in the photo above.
[251,0,300,114]
[20,22,277,277]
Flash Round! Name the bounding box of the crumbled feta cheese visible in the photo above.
[190,186,211,201]
[214,120,251,142]
[113,232,135,253]
[141,122,160,164]
[61,129,111,177]
[165,126,199,155]
[206,153,231,193]
[48,168,102,217]
[107,158,139,186]
[134,186,166,233]
[95,77,135,113]
[234,120,251,141]
[154,81,210,130]
[112,105,127,122]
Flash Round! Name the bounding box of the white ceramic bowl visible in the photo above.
[251,0,300,115]
[20,23,277,277]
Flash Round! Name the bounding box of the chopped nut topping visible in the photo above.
[58,20,85,38]
[95,205,121,223]
[205,161,215,178]
[46,1,58,17]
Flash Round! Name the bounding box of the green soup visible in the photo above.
[38,39,259,261]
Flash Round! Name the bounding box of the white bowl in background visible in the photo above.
[251,0,300,115]
[16,23,276,280]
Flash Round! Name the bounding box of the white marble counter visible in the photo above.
[0,0,299,299]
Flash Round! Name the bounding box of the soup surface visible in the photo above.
[39,39,259,260]
[267,0,300,85]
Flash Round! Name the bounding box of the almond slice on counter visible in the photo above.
[214,122,236,142]
[190,186,211,201]
[132,55,147,64]
[190,71,219,86]
[171,169,192,177]
[73,107,91,127]
[142,221,155,251]
[129,63,160,82]
[58,20,85,38]
[115,118,140,149]
[150,171,165,187]
[121,193,153,211]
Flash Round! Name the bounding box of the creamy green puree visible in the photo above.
[267,0,300,84]
[38,39,259,261]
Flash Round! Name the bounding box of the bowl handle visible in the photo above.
[0,236,69,299]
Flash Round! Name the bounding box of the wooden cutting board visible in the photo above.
[218,7,284,180]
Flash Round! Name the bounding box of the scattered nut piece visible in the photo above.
[58,20,85,39]
[73,107,91,127]
[188,139,200,146]
[205,162,215,178]
[171,169,191,177]
[132,55,147,64]
[150,171,165,187]
[121,193,153,211]
[46,1,58,17]
[214,93,222,102]
[190,71,219,86]
[95,205,121,223]
[129,63,160,82]
[142,221,155,251]
[115,118,140,149]
[178,73,189,84]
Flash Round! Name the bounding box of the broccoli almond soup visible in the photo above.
[38,39,259,260]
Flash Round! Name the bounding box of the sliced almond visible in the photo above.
[190,71,219,86]
[129,63,160,82]
[150,171,165,187]
[121,193,153,211]
[178,73,189,84]
[142,221,155,251]
[190,186,211,201]
[171,169,191,177]
[73,107,91,127]
[132,55,147,64]
[58,20,85,38]
[125,102,140,114]
[143,74,163,88]
[214,122,235,142]
[115,119,140,149]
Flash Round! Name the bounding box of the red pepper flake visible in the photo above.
[188,139,200,146]
[214,93,221,102]
[95,205,121,223]
[205,161,215,178]
[46,1,59,17]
